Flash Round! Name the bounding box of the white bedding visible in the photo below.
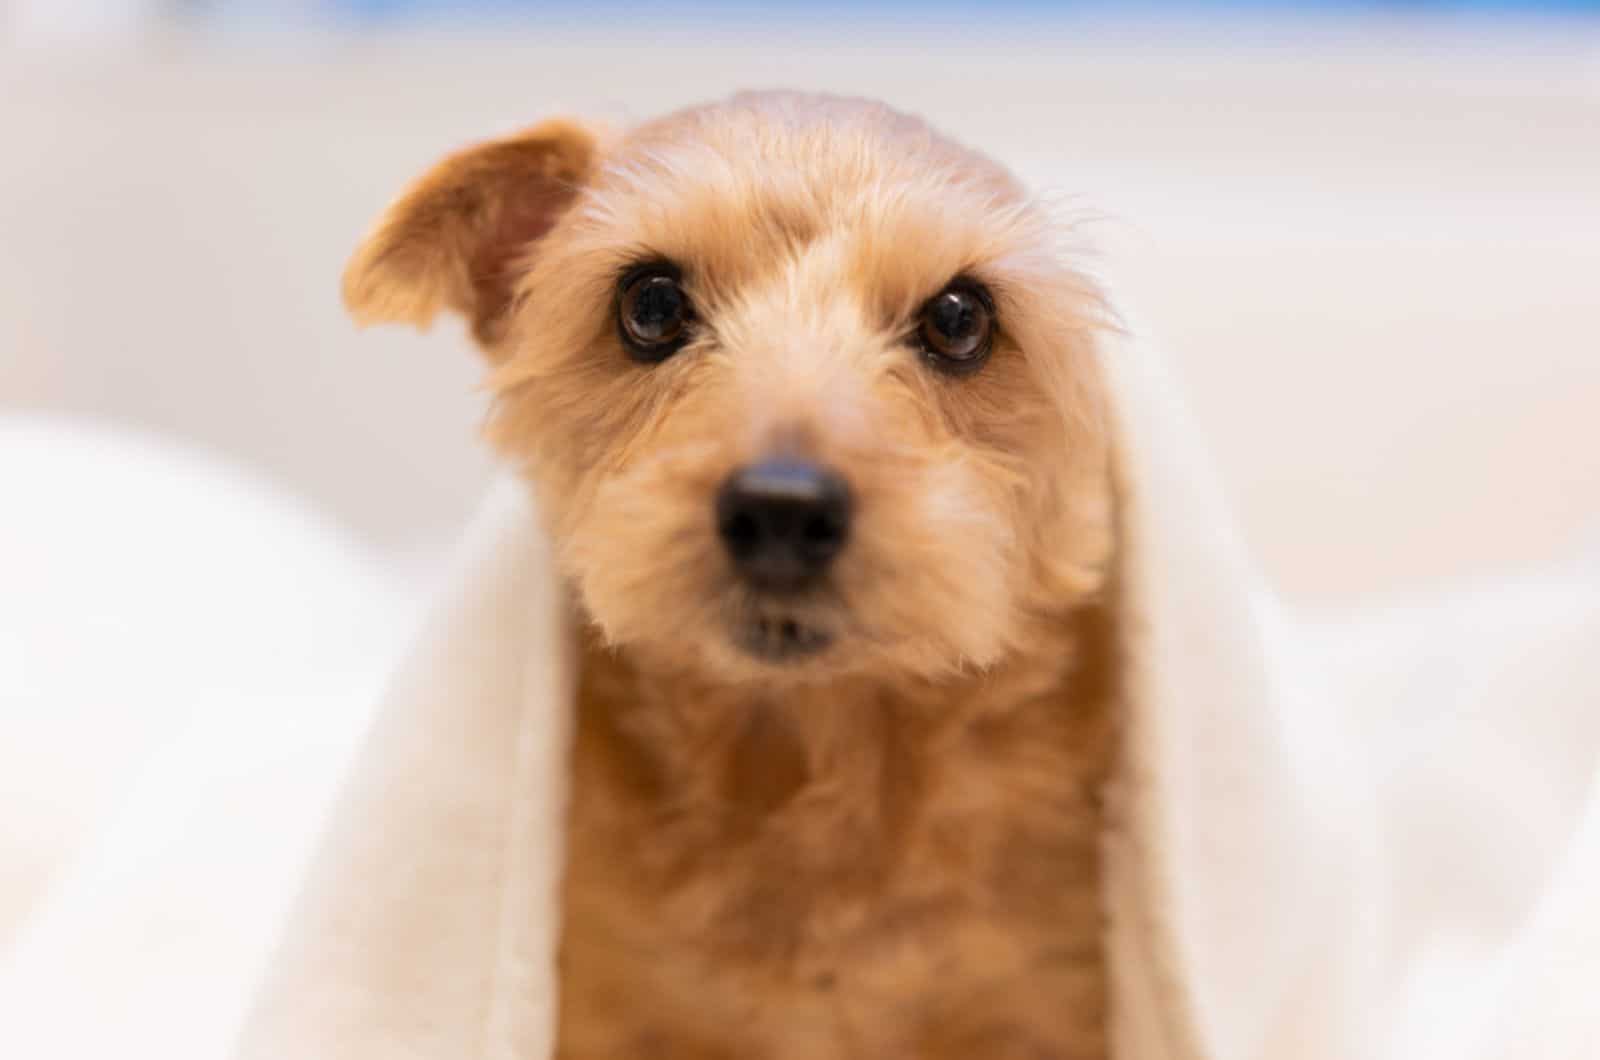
[0,416,407,1057]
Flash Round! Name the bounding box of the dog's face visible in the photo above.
[347,94,1112,685]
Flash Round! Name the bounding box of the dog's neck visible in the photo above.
[560,599,1118,1057]
[574,599,1117,825]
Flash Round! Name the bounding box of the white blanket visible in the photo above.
[2,334,1596,1059]
[223,319,1600,1059]
[0,416,405,1059]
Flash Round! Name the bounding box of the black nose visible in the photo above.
[717,460,852,592]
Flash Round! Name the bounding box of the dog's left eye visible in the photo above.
[917,280,994,375]
[617,264,693,362]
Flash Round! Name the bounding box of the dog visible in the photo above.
[344,92,1119,1059]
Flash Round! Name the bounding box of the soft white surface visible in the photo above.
[2,419,1595,1060]
[1300,547,1600,1056]
[220,326,1600,1060]
[0,415,408,984]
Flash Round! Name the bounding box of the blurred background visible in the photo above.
[2,1,1598,1041]
[5,1,1598,597]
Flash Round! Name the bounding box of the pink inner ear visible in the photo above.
[469,180,575,330]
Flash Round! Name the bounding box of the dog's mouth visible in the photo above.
[731,612,833,663]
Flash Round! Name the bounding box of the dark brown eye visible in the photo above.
[917,280,994,374]
[617,264,692,362]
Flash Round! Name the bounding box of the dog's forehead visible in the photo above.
[573,95,1046,310]
[623,93,1019,190]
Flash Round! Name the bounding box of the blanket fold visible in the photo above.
[235,318,1600,1060]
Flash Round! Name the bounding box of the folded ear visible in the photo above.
[342,118,603,343]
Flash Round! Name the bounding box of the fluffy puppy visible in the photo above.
[345,92,1118,1059]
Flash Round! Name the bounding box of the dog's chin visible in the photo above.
[730,612,834,664]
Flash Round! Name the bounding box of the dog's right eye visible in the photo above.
[617,265,693,362]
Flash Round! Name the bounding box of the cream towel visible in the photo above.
[236,316,1600,1060]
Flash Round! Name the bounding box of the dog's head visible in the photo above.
[347,93,1113,685]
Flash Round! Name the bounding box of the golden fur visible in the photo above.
[345,92,1119,1058]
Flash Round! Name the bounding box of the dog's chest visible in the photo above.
[555,645,1113,1058]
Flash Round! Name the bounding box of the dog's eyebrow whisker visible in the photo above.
[577,195,620,228]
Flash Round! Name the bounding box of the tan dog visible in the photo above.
[345,92,1118,1059]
